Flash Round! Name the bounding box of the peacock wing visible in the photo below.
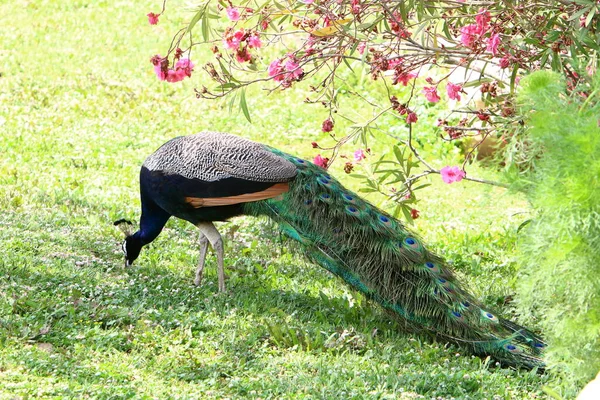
[142,132,297,208]
[211,133,297,183]
[144,131,297,183]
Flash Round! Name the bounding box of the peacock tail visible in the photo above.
[243,148,545,369]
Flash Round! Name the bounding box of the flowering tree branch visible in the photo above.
[147,0,599,219]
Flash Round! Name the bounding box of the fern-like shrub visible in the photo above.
[515,71,600,392]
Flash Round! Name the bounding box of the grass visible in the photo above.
[0,0,553,398]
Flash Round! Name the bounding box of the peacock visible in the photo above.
[116,131,545,369]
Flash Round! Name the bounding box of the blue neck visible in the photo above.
[137,197,171,245]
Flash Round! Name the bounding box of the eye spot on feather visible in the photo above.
[451,311,465,321]
[505,343,521,353]
[378,215,392,226]
[295,158,306,164]
[534,343,546,349]
[404,237,420,249]
[425,262,441,274]
[438,278,453,293]
[317,176,331,186]
[304,199,313,206]
[482,310,499,323]
[342,193,356,203]
[461,301,471,308]
[319,193,331,201]
[346,205,358,214]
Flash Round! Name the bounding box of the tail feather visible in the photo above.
[244,150,545,369]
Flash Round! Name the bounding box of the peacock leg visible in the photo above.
[196,221,226,293]
[194,231,209,286]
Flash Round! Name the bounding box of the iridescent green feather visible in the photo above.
[243,150,545,369]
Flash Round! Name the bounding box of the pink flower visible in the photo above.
[387,57,403,70]
[166,69,186,83]
[440,166,466,184]
[410,208,420,219]
[152,56,194,83]
[486,33,500,56]
[268,56,303,85]
[460,8,491,48]
[475,9,491,33]
[354,149,366,162]
[300,0,314,4]
[422,86,440,103]
[406,112,418,124]
[446,82,462,101]
[268,59,284,81]
[460,24,479,48]
[236,47,251,63]
[313,155,329,168]
[147,12,159,25]
[499,55,510,69]
[284,59,303,79]
[395,72,417,86]
[223,30,245,50]
[175,58,194,78]
[226,7,241,22]
[248,34,262,48]
[322,118,334,132]
[176,58,194,71]
[358,42,366,55]
[151,55,168,81]
[154,64,167,81]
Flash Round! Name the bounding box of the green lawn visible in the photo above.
[0,0,553,398]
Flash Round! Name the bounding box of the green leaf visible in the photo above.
[342,56,355,73]
[377,171,392,183]
[550,53,563,72]
[585,8,596,27]
[186,7,205,34]
[401,206,413,223]
[201,12,209,42]
[539,50,550,69]
[442,20,452,39]
[228,93,237,114]
[358,187,378,193]
[567,6,591,22]
[412,183,431,191]
[239,88,252,123]
[464,77,493,88]
[510,66,519,95]
[214,82,239,91]
[406,153,414,176]
[393,145,405,164]
[517,219,532,234]
[217,59,237,81]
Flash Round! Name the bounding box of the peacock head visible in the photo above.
[114,219,141,267]
[122,235,142,267]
